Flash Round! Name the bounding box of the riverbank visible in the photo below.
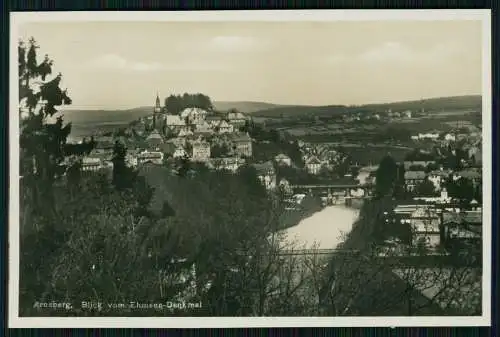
[278,194,323,230]
[282,204,360,250]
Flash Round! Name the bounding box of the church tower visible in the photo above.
[153,92,161,129]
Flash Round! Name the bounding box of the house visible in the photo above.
[216,120,234,134]
[194,121,214,135]
[413,188,451,204]
[180,108,208,125]
[252,161,276,190]
[427,169,452,190]
[444,133,456,142]
[409,207,441,248]
[208,157,246,173]
[274,153,292,167]
[443,211,481,242]
[226,111,247,128]
[178,128,194,138]
[146,129,164,148]
[82,157,102,171]
[278,178,293,195]
[305,156,322,175]
[125,152,138,168]
[191,140,211,162]
[137,151,164,165]
[172,147,187,159]
[403,110,412,118]
[206,116,222,126]
[404,171,427,191]
[166,115,186,127]
[456,169,481,186]
[231,132,253,158]
[417,133,439,140]
[411,135,420,141]
[403,161,436,170]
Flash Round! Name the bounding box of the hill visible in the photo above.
[252,95,482,118]
[213,101,306,113]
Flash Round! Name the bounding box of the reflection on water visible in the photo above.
[283,205,359,250]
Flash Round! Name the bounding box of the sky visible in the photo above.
[18,20,483,109]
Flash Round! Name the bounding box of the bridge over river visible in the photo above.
[291,183,374,197]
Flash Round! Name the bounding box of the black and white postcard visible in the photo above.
[9,10,491,328]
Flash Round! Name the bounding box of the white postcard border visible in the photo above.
[9,9,492,328]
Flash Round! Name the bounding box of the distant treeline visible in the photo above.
[164,93,214,114]
[252,95,482,118]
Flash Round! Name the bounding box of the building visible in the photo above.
[413,188,451,204]
[194,121,214,135]
[417,133,439,140]
[191,140,211,162]
[82,157,102,171]
[226,110,247,128]
[153,93,162,129]
[455,169,482,186]
[409,207,441,248]
[427,169,452,190]
[305,156,322,175]
[252,161,276,190]
[208,157,246,173]
[137,150,164,165]
[231,132,253,158]
[278,178,293,195]
[216,120,234,134]
[165,115,186,128]
[178,128,194,138]
[173,147,187,159]
[274,153,292,167]
[443,210,482,243]
[180,108,208,125]
[95,136,115,150]
[444,133,456,142]
[125,151,138,168]
[403,110,412,118]
[404,171,427,191]
[146,129,164,149]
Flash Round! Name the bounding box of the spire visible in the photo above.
[154,92,161,114]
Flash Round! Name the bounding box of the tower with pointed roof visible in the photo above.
[153,92,161,129]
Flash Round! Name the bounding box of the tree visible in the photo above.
[444,176,474,205]
[415,179,438,197]
[375,155,398,197]
[19,38,94,214]
[19,37,95,312]
[211,143,230,158]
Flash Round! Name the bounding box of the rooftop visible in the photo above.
[404,171,427,180]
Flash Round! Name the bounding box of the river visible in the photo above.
[282,205,360,250]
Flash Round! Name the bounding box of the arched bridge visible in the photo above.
[290,183,374,197]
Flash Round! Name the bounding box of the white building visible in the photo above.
[418,133,439,140]
[305,156,322,175]
[82,157,102,171]
[173,147,187,159]
[409,207,441,249]
[274,153,292,167]
[137,151,164,165]
[208,157,246,173]
[191,140,211,162]
[216,120,234,134]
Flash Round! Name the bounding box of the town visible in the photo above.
[80,92,482,252]
[16,16,485,321]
